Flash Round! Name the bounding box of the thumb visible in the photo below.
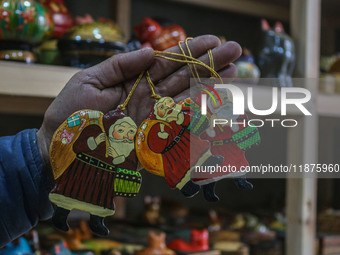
[84,47,154,88]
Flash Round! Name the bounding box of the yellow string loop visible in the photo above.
[154,50,222,83]
[118,71,145,111]
[146,71,162,100]
[117,40,222,108]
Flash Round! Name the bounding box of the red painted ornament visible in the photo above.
[136,97,223,199]
[134,17,186,51]
[40,0,73,37]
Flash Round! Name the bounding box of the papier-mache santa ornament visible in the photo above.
[194,89,261,199]
[49,109,141,236]
[135,96,223,201]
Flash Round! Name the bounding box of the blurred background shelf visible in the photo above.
[318,93,340,117]
[0,61,79,114]
[0,0,339,254]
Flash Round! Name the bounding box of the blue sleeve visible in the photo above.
[0,129,54,247]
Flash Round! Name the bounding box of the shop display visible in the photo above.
[257,19,295,87]
[83,239,121,254]
[0,43,36,63]
[0,0,53,63]
[208,210,222,232]
[49,109,141,236]
[235,48,260,85]
[161,197,189,225]
[141,196,164,225]
[58,20,128,67]
[134,17,186,51]
[50,241,72,255]
[39,0,73,37]
[1,237,32,255]
[212,242,249,255]
[319,55,340,94]
[168,229,210,252]
[38,39,62,65]
[135,232,175,255]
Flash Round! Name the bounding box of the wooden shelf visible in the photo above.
[168,0,290,21]
[0,61,80,115]
[0,61,317,116]
[317,93,340,117]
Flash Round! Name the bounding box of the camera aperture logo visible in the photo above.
[200,84,312,128]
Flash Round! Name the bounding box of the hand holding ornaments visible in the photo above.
[43,36,244,235]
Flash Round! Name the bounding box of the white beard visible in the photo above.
[212,102,238,120]
[109,138,134,157]
[157,104,182,122]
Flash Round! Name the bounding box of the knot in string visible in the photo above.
[117,38,222,110]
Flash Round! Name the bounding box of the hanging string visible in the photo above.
[153,51,222,83]
[178,38,201,85]
[145,71,162,100]
[117,42,222,109]
[208,49,214,71]
[118,71,145,111]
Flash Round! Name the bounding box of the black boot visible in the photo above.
[203,182,219,202]
[234,176,253,189]
[181,180,200,198]
[89,215,109,236]
[52,206,70,232]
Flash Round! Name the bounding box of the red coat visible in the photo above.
[148,107,210,188]
[193,115,249,185]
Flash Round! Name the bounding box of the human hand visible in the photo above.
[37,35,241,168]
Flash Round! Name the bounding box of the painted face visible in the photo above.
[156,97,176,118]
[112,122,137,143]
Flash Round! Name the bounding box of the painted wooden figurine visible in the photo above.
[258,19,295,87]
[194,89,260,200]
[136,97,223,200]
[167,229,209,252]
[49,109,141,236]
[134,17,186,51]
[135,232,175,255]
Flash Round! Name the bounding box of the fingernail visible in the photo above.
[140,47,153,52]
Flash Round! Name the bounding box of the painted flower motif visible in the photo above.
[0,8,12,23]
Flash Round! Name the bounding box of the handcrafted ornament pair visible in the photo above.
[48,41,260,236]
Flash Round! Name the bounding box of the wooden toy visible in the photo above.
[134,17,186,51]
[49,109,142,236]
[61,220,92,250]
[235,48,260,85]
[161,197,189,225]
[0,0,53,62]
[208,209,222,232]
[40,0,73,37]
[167,229,209,252]
[141,196,164,225]
[135,232,175,255]
[58,21,127,67]
[135,97,223,199]
[258,19,295,87]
